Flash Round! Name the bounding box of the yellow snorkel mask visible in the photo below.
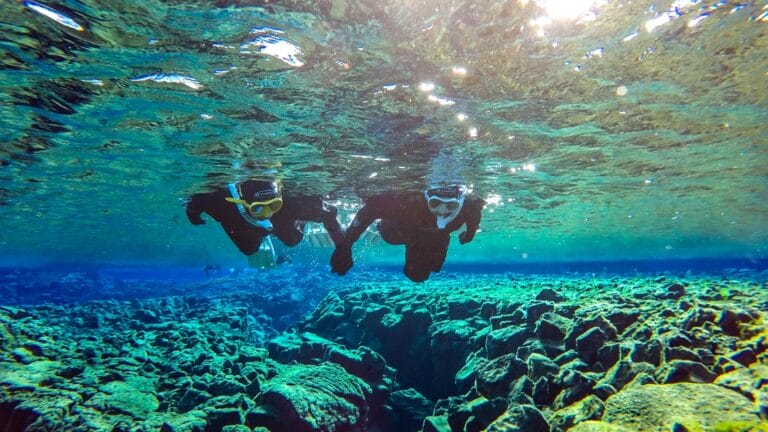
[226,180,283,227]
[225,196,283,219]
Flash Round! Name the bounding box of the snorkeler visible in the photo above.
[331,184,485,282]
[185,179,345,266]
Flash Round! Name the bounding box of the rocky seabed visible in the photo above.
[1,273,767,432]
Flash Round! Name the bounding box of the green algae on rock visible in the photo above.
[254,363,372,431]
[602,383,761,431]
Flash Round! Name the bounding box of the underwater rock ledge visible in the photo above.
[0,272,766,432]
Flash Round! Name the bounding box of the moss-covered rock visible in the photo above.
[85,378,159,417]
[602,383,760,431]
[253,363,372,431]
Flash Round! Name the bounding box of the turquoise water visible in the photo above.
[0,0,767,270]
[2,2,768,430]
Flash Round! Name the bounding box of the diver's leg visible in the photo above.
[403,243,432,282]
[224,227,263,255]
[429,235,451,272]
[403,235,450,281]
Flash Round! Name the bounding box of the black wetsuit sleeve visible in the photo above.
[317,202,345,247]
[186,193,211,225]
[343,194,390,247]
[273,196,345,247]
[459,196,485,243]
[186,189,233,225]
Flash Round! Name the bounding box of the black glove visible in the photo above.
[186,208,206,225]
[459,231,474,244]
[330,246,353,275]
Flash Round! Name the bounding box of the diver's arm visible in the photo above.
[342,203,380,247]
[284,196,345,247]
[459,197,485,244]
[186,194,208,225]
[318,202,345,248]
[304,196,346,247]
[331,199,382,276]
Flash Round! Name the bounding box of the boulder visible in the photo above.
[603,383,760,431]
[536,288,566,303]
[388,388,433,432]
[253,363,372,432]
[548,395,605,432]
[534,312,570,341]
[476,354,527,399]
[485,404,550,432]
[486,327,530,359]
[576,327,608,364]
[86,379,159,417]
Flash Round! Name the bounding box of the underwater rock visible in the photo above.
[592,383,617,400]
[536,288,566,303]
[430,320,480,394]
[661,282,687,300]
[658,329,694,348]
[602,309,640,334]
[327,345,387,383]
[534,312,569,341]
[485,326,530,359]
[476,353,527,399]
[205,378,246,397]
[715,363,768,414]
[553,367,596,409]
[267,331,337,364]
[727,347,758,367]
[455,350,484,393]
[548,394,605,432]
[565,316,617,351]
[388,388,434,431]
[527,352,560,382]
[628,338,662,366]
[516,338,550,360]
[532,376,556,406]
[253,363,372,431]
[485,404,550,432]
[665,346,703,363]
[680,307,718,331]
[603,383,760,431]
[438,394,507,432]
[660,360,717,384]
[267,331,389,385]
[467,396,508,430]
[85,379,159,417]
[525,301,555,325]
[553,350,580,366]
[177,388,211,413]
[222,425,252,432]
[567,420,632,432]
[447,298,482,320]
[596,360,656,394]
[509,375,535,405]
[575,327,608,365]
[717,307,759,337]
[422,414,452,432]
[10,346,42,364]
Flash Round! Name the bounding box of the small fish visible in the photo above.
[130,73,202,90]
[23,0,84,32]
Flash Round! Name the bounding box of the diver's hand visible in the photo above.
[331,246,353,276]
[186,209,206,225]
[459,231,474,244]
